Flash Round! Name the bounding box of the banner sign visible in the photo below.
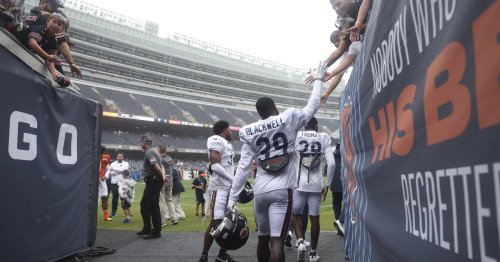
[341,0,500,261]
[0,45,102,261]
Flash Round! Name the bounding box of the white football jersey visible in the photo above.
[237,108,313,194]
[229,76,322,202]
[207,135,234,191]
[295,131,334,192]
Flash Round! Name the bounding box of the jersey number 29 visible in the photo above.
[256,132,288,160]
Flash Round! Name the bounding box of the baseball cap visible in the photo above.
[46,0,64,8]
[139,134,153,144]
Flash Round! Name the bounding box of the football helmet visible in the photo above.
[238,181,254,204]
[210,210,250,250]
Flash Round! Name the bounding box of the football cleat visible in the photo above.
[215,252,238,262]
[296,239,306,262]
[285,231,293,247]
[309,251,320,262]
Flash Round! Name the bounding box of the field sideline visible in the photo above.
[97,180,338,233]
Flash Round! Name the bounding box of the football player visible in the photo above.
[199,120,237,262]
[99,146,112,221]
[293,117,335,262]
[228,61,326,262]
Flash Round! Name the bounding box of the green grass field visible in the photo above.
[97,180,337,233]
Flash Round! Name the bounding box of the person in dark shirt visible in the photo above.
[137,134,165,240]
[330,142,345,237]
[23,0,83,78]
[16,13,71,86]
[192,171,207,217]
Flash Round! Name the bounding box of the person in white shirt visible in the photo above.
[118,170,136,224]
[228,61,326,262]
[199,120,237,262]
[107,152,129,217]
[293,117,335,262]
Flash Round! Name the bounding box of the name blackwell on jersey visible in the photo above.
[245,118,285,136]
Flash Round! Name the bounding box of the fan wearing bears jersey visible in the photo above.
[228,61,326,262]
[199,120,237,262]
[293,117,335,262]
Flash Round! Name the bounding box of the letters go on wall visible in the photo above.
[0,45,102,261]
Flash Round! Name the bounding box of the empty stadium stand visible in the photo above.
[22,0,342,155]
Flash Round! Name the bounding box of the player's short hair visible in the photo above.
[213,120,230,135]
[122,170,130,177]
[117,151,124,156]
[100,145,106,154]
[305,117,318,130]
[256,97,276,119]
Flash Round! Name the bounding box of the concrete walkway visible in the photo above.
[90,229,346,262]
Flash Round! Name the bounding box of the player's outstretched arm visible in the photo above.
[302,61,326,122]
[228,143,253,207]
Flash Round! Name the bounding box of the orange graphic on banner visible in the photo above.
[424,42,471,146]
[473,0,500,129]
[342,102,357,222]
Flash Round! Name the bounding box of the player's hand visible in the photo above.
[348,22,363,42]
[313,60,327,80]
[305,61,328,85]
[69,63,83,79]
[320,93,329,107]
[227,199,239,213]
[322,186,329,202]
